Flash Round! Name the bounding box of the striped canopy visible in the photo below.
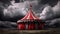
[17,4,39,22]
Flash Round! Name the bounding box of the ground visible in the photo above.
[0,28,60,34]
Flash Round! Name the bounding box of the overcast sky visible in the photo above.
[0,0,60,22]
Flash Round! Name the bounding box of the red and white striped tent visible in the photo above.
[17,4,39,23]
[17,4,44,30]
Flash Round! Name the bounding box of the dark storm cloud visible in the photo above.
[49,1,60,27]
[15,0,20,3]
[40,1,60,20]
[45,18,60,27]
[40,5,54,20]
[0,21,17,29]
[49,18,60,26]
[15,0,25,3]
[0,0,11,3]
[0,0,12,21]
[0,0,11,7]
[1,0,28,22]
[39,0,58,7]
[0,0,60,22]
[40,1,60,27]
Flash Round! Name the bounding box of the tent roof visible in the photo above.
[17,4,39,23]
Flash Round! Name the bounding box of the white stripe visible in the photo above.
[27,11,30,19]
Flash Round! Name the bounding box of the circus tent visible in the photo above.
[17,4,45,30]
